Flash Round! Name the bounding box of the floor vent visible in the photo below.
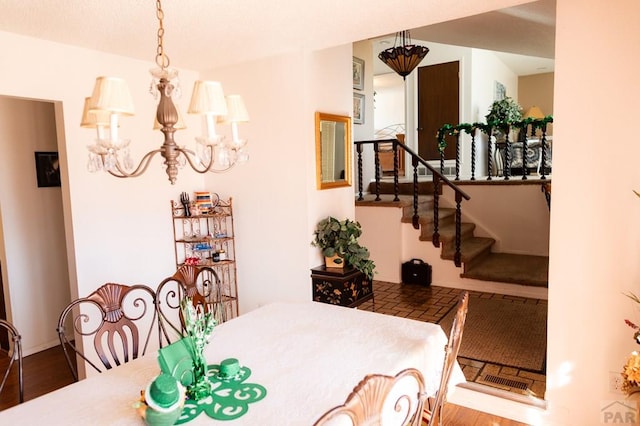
[417,166,456,177]
[482,374,529,390]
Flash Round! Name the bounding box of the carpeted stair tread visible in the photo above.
[355,193,431,208]
[462,253,549,287]
[422,222,476,243]
[441,237,495,263]
[400,207,455,225]
[366,180,439,196]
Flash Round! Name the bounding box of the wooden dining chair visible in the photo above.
[0,319,23,404]
[56,283,157,381]
[156,265,224,347]
[423,291,469,426]
[313,368,426,426]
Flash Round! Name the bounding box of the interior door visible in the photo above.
[417,61,459,160]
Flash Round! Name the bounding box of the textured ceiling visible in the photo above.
[0,0,554,73]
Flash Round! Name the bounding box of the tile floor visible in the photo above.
[357,280,547,399]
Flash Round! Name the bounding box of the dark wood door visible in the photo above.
[417,61,459,160]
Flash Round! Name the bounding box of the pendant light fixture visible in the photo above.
[378,30,429,79]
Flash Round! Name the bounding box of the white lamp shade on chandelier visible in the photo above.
[89,77,135,116]
[80,0,250,185]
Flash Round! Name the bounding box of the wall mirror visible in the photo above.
[315,112,352,190]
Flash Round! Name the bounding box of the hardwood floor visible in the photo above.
[0,344,75,411]
[0,313,529,425]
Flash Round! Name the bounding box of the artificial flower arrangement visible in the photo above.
[180,297,217,400]
[622,351,640,395]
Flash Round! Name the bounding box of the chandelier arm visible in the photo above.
[106,149,163,178]
[175,146,236,174]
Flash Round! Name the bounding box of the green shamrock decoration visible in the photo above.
[175,364,267,423]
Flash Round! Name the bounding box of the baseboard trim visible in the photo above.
[448,382,550,425]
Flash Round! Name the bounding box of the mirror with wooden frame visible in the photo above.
[315,112,352,190]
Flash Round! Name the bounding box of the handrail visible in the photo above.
[354,139,470,267]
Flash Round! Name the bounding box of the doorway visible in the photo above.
[0,96,71,356]
[417,61,459,160]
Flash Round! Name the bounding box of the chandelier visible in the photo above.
[378,30,429,79]
[80,0,249,185]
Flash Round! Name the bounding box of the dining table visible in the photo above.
[0,301,465,425]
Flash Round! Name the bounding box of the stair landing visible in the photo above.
[462,253,548,287]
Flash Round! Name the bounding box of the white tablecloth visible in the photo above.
[0,301,465,425]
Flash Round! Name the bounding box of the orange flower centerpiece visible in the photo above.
[622,351,640,397]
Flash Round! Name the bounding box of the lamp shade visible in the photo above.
[224,95,249,123]
[80,97,111,128]
[188,80,228,116]
[523,106,545,119]
[378,44,429,79]
[89,76,135,115]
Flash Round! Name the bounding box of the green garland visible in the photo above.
[436,116,553,153]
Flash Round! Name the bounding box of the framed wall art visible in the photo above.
[34,151,61,187]
[494,80,506,101]
[353,56,364,90]
[353,93,365,125]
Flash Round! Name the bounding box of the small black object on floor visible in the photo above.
[401,259,432,286]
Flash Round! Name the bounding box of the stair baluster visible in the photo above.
[503,126,511,181]
[392,141,400,202]
[470,128,477,181]
[374,142,381,201]
[432,174,441,246]
[521,123,529,180]
[455,131,461,181]
[412,156,420,230]
[486,126,494,181]
[454,191,463,267]
[356,143,364,201]
[540,122,549,180]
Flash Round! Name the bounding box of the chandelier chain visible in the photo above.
[155,0,170,69]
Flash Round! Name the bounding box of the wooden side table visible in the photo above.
[310,265,374,308]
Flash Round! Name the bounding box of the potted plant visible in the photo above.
[485,96,523,145]
[311,216,375,280]
[485,96,523,127]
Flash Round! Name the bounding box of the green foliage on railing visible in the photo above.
[436,116,554,153]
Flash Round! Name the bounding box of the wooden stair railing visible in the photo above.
[436,116,554,182]
[354,139,470,267]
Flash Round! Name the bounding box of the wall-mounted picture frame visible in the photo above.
[353,92,365,125]
[34,151,61,187]
[494,80,506,101]
[353,56,364,90]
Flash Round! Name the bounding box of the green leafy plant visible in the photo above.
[485,97,523,128]
[311,216,376,280]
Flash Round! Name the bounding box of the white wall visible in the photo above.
[441,184,550,256]
[0,97,70,354]
[0,31,205,356]
[544,0,640,424]
[198,46,355,312]
[373,73,405,131]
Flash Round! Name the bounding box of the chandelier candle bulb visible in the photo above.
[110,113,120,144]
[205,114,218,142]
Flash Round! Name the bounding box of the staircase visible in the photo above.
[357,181,549,288]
